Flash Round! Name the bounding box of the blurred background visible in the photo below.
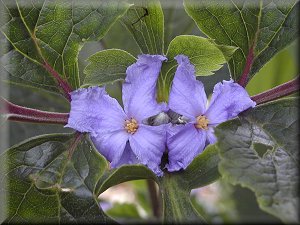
[0,1,298,224]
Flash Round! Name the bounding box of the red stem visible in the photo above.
[238,45,255,87]
[251,76,299,105]
[1,97,69,125]
[43,62,72,101]
[68,132,83,159]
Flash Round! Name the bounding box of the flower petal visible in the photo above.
[168,55,207,120]
[123,54,167,122]
[113,142,139,168]
[129,124,166,176]
[166,123,206,172]
[205,80,256,125]
[206,126,217,144]
[66,86,106,133]
[90,130,129,167]
[97,90,127,132]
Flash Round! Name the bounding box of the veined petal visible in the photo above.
[123,54,167,122]
[113,142,139,168]
[97,90,127,132]
[206,126,217,144]
[90,130,129,167]
[129,124,166,176]
[205,80,256,125]
[166,123,206,172]
[168,55,207,120]
[66,86,106,133]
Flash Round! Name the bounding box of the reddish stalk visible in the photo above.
[43,62,72,101]
[238,45,255,87]
[67,132,83,160]
[1,97,69,125]
[251,76,299,105]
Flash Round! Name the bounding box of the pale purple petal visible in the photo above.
[66,86,106,133]
[166,123,206,172]
[123,54,167,122]
[205,80,256,125]
[129,124,166,176]
[113,142,139,168]
[206,127,217,144]
[90,130,129,167]
[97,91,127,132]
[168,55,207,120]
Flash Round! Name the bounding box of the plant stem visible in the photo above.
[68,132,83,160]
[238,45,254,87]
[1,97,69,125]
[147,179,161,219]
[43,62,72,101]
[251,76,299,105]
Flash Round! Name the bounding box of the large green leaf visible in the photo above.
[215,97,299,223]
[120,0,164,54]
[0,0,129,93]
[0,133,114,223]
[184,0,299,82]
[83,49,136,87]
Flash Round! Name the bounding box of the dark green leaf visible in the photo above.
[120,0,164,54]
[0,0,130,92]
[184,0,299,82]
[158,174,206,224]
[0,133,114,223]
[215,97,299,223]
[83,49,136,87]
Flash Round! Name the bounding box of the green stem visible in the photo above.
[147,179,161,219]
[159,173,205,224]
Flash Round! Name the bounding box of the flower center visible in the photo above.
[124,118,139,134]
[195,115,209,130]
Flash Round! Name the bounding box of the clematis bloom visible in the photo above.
[66,54,167,176]
[166,55,256,172]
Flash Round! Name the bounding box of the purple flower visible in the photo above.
[166,55,256,172]
[66,54,167,176]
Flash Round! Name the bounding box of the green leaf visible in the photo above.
[83,49,136,87]
[158,174,205,224]
[157,35,236,101]
[120,0,164,54]
[184,0,299,82]
[166,35,236,76]
[0,0,129,93]
[0,133,114,223]
[215,97,299,223]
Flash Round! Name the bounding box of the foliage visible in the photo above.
[0,0,298,224]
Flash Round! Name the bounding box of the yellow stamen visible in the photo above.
[124,118,139,134]
[195,115,209,130]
